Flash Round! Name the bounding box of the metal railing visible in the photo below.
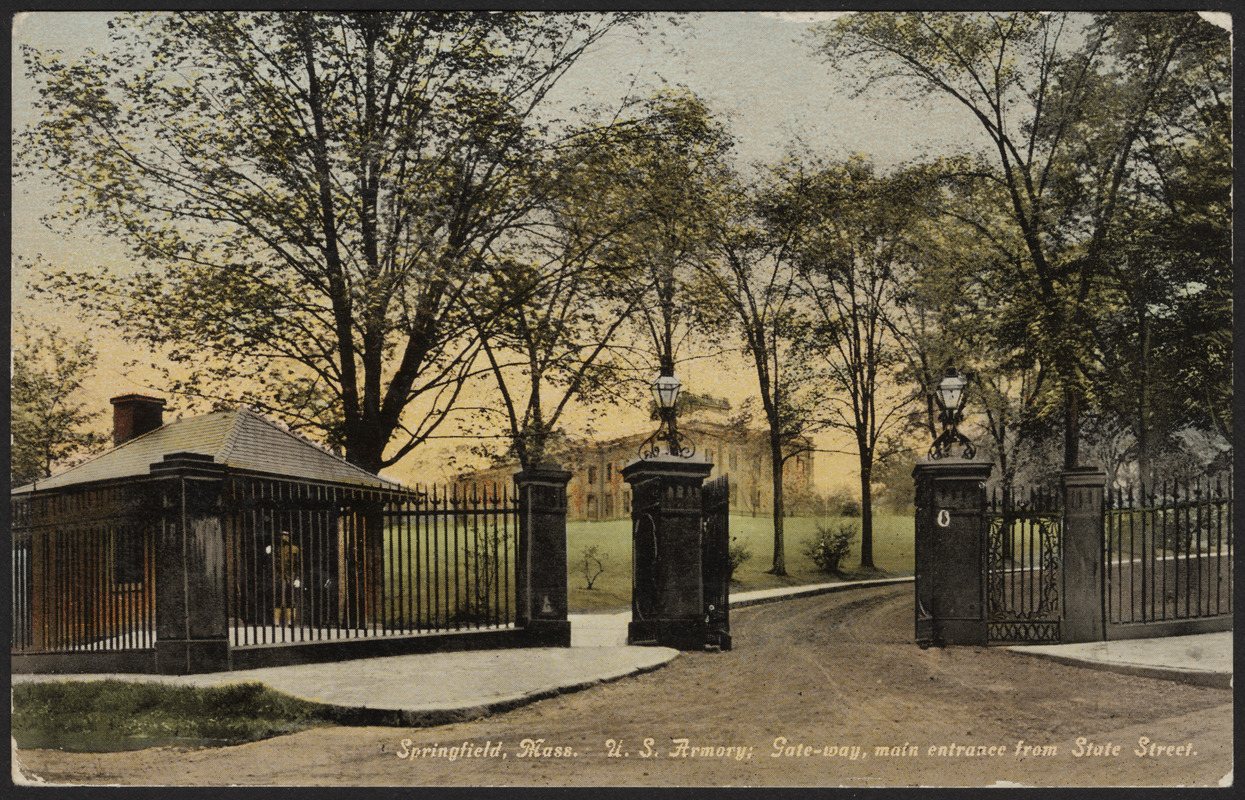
[223,476,517,647]
[1106,475,1232,625]
[12,474,519,656]
[10,482,158,654]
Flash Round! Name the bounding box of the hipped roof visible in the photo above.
[13,408,401,493]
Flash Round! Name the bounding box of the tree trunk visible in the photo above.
[858,456,875,570]
[347,417,390,476]
[768,433,787,575]
[1063,391,1080,470]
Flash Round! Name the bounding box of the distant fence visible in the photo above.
[1105,476,1232,628]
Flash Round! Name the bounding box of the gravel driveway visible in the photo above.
[13,584,1233,787]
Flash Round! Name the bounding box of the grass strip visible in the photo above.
[12,680,336,752]
[566,513,915,611]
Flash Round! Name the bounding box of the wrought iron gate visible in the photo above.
[985,487,1063,644]
[701,474,731,650]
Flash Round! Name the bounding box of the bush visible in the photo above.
[727,537,752,582]
[803,521,858,574]
[581,544,606,590]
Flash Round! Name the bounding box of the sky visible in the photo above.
[11,10,1227,488]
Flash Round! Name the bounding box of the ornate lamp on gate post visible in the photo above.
[640,370,695,460]
[929,368,975,460]
[622,366,717,650]
[913,365,992,647]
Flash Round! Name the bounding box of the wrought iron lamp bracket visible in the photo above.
[639,412,696,460]
[928,408,976,460]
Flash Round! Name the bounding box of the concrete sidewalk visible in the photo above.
[1007,632,1233,689]
[12,576,1232,725]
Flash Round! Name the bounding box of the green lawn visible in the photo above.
[11,680,336,752]
[567,513,914,612]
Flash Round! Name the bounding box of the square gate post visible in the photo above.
[1062,467,1107,643]
[913,458,993,646]
[622,455,713,650]
[150,452,231,674]
[514,466,573,647]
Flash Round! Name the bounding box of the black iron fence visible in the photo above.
[1105,475,1233,625]
[12,475,518,655]
[985,486,1063,644]
[10,481,158,653]
[223,476,517,647]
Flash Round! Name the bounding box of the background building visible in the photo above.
[462,399,817,521]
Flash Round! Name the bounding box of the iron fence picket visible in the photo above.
[1104,472,1231,626]
[986,485,1062,643]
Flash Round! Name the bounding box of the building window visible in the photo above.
[605,495,614,517]
[606,462,613,481]
[587,493,598,519]
[587,465,597,485]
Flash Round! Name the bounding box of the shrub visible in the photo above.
[581,544,606,590]
[803,521,858,573]
[727,537,752,582]
[823,488,861,517]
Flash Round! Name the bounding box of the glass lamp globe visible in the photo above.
[652,374,682,410]
[937,369,967,412]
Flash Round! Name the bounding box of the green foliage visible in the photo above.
[580,88,736,375]
[726,537,752,582]
[803,522,859,574]
[10,318,107,487]
[580,544,607,590]
[19,12,640,472]
[763,154,939,570]
[11,680,334,751]
[816,12,1231,473]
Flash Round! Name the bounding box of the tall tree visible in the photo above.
[21,11,638,473]
[815,11,1226,469]
[594,89,735,405]
[468,147,651,469]
[900,175,1052,496]
[781,157,936,569]
[1091,13,1232,480]
[695,171,819,576]
[11,320,107,487]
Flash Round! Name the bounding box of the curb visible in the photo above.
[1004,649,1232,690]
[317,652,680,727]
[730,576,914,610]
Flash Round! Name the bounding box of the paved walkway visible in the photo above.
[12,576,1232,723]
[1008,631,1232,689]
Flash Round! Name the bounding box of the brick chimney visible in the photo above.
[110,394,167,446]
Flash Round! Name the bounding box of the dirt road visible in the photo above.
[13,584,1233,787]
